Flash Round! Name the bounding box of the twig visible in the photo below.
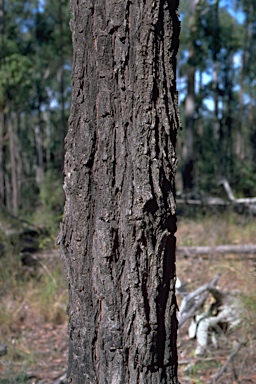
[210,342,244,383]
[179,356,224,365]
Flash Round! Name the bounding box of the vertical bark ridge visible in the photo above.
[58,0,180,383]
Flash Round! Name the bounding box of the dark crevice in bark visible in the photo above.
[123,289,130,319]
[155,234,174,370]
[123,0,130,65]
[154,116,160,159]
[112,129,116,188]
[139,230,151,329]
[141,270,150,328]
[164,214,177,234]
[112,227,120,262]
[143,198,158,216]
[162,173,172,207]
[152,75,159,106]
[152,2,162,108]
[159,1,173,131]
[168,0,180,69]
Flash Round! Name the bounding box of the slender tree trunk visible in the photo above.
[0,0,5,204]
[183,62,195,190]
[16,112,22,209]
[34,2,44,185]
[237,6,252,161]
[0,109,4,203]
[225,59,234,180]
[8,113,18,215]
[44,111,51,171]
[58,0,65,173]
[212,0,222,178]
[58,1,181,383]
[5,171,10,212]
[34,105,43,185]
[182,0,198,191]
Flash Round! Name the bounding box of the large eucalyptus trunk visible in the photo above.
[58,1,180,383]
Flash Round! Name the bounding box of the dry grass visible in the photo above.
[0,248,68,383]
[0,249,68,337]
[177,210,256,246]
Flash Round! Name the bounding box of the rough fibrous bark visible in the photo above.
[58,1,180,383]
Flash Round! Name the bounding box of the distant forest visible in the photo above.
[178,0,256,196]
[0,0,255,225]
[0,0,71,227]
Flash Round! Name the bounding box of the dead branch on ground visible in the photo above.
[177,244,256,256]
[178,273,221,328]
[210,342,244,384]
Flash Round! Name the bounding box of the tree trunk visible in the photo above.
[58,1,180,383]
[34,107,43,185]
[0,109,4,204]
[0,0,5,204]
[182,0,198,191]
[58,0,66,173]
[8,113,18,215]
[182,63,195,190]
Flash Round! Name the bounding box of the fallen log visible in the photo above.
[177,179,256,213]
[176,197,230,206]
[177,244,256,256]
[219,178,256,204]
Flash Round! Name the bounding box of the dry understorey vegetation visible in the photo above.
[0,209,255,383]
[176,209,256,383]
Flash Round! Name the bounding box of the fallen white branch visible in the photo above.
[177,244,256,256]
[178,273,221,328]
[176,198,229,206]
[219,178,256,204]
[52,373,67,384]
[177,178,256,209]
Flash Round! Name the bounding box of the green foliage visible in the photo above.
[233,163,256,196]
[179,0,256,195]
[0,0,71,217]
[32,170,64,236]
[39,170,64,214]
[0,53,34,108]
[0,0,255,214]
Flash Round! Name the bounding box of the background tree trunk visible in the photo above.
[0,108,4,204]
[58,1,180,383]
[8,113,18,215]
[58,0,65,173]
[182,0,198,191]
[0,0,5,205]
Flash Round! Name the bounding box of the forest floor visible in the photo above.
[0,210,255,383]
